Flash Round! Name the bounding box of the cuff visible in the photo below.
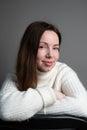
[36,86,56,108]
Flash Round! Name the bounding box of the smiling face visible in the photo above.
[37,30,60,72]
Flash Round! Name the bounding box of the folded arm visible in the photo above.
[0,74,56,121]
[39,70,87,117]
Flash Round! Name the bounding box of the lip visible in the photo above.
[43,61,53,67]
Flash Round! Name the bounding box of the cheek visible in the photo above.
[37,52,42,60]
[37,50,45,60]
[55,52,60,60]
[37,51,44,69]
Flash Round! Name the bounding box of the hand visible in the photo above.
[53,89,65,100]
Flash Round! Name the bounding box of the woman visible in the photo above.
[0,21,87,121]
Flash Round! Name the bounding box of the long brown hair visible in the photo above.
[16,21,62,91]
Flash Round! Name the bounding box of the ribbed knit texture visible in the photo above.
[0,62,87,121]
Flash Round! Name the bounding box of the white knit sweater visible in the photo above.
[0,62,87,121]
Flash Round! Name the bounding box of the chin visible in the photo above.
[38,64,55,72]
[43,66,54,72]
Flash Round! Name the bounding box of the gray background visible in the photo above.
[0,0,87,89]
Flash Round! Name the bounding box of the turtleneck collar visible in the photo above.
[37,62,58,80]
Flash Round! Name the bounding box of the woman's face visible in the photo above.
[37,30,60,72]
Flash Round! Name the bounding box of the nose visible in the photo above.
[46,48,53,58]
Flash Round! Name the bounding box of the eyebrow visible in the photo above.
[40,42,59,46]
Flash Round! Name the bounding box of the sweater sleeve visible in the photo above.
[39,66,87,117]
[0,74,56,121]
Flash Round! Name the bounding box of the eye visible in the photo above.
[39,44,47,49]
[53,47,60,51]
[39,45,44,48]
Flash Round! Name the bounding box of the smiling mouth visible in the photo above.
[43,61,54,67]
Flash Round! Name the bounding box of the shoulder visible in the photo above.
[55,61,77,76]
[5,73,17,81]
[56,61,72,71]
[2,73,17,84]
[0,73,18,93]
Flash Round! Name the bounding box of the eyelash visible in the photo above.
[53,47,59,50]
[39,45,45,48]
[39,46,60,51]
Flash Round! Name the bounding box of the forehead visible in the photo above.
[40,30,59,44]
